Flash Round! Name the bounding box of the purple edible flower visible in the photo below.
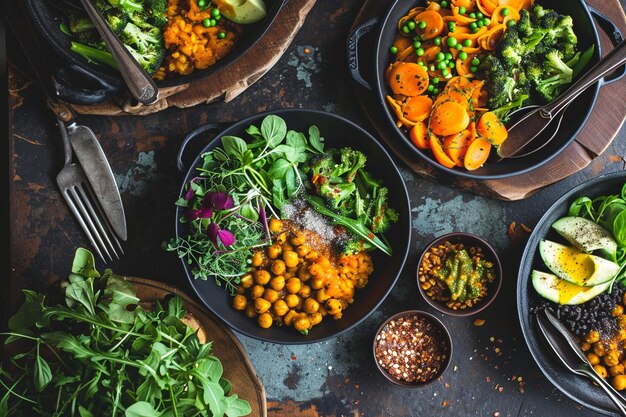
[207,223,236,247]
[203,191,234,211]
[184,207,213,221]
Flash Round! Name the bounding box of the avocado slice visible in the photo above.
[532,270,610,305]
[552,216,617,259]
[215,0,267,24]
[538,239,620,287]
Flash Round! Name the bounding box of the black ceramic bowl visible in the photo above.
[348,0,623,179]
[373,310,453,387]
[417,232,502,317]
[518,171,626,416]
[175,109,412,344]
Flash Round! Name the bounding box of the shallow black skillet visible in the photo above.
[23,0,286,104]
[347,0,625,180]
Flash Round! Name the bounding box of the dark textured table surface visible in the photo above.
[6,1,626,416]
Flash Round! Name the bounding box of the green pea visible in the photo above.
[418,61,426,66]
[471,57,480,66]
[458,6,466,14]
[402,25,410,34]
[507,19,516,27]
[210,18,217,26]
[417,48,425,56]
[455,43,462,50]
[472,27,480,33]
[463,39,472,47]
[437,61,447,70]
[202,18,211,27]
[477,20,484,28]
[433,37,442,45]
[432,77,439,84]
[501,7,509,16]
[430,65,436,71]
[476,12,483,18]
[215,14,221,20]
[469,22,477,30]
[470,66,477,72]
[442,68,449,77]
[408,21,416,30]
[436,52,445,61]
[211,7,220,17]
[418,20,427,29]
[218,31,226,39]
[449,61,456,68]
[413,41,422,49]
[197,0,205,6]
[432,88,439,94]
[469,12,476,18]
[427,84,434,92]
[459,51,468,60]
[447,37,457,47]
[445,52,453,60]
[390,46,398,54]
[441,0,448,7]
[483,18,491,26]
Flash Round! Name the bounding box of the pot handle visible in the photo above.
[589,6,625,85]
[177,122,232,173]
[53,64,123,105]
[347,17,379,91]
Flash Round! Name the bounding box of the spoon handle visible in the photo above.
[542,41,626,118]
[78,0,159,105]
[580,367,626,416]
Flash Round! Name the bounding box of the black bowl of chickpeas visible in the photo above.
[175,109,412,344]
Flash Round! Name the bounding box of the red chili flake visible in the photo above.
[291,355,297,360]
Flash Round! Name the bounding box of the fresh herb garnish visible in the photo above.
[1,248,251,417]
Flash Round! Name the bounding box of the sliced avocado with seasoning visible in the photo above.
[552,216,617,259]
[215,0,267,24]
[531,270,610,305]
[538,239,620,287]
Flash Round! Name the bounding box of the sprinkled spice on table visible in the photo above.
[374,314,449,383]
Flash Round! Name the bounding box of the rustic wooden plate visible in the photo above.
[126,276,267,417]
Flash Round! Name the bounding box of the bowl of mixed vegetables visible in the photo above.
[165,109,411,344]
[351,0,614,179]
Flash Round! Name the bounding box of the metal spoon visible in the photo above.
[498,40,626,159]
[77,0,159,105]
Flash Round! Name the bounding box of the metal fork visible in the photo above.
[56,120,124,262]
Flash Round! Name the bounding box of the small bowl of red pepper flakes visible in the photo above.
[373,310,452,387]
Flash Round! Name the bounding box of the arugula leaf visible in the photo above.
[72,247,100,278]
[65,274,98,315]
[260,115,287,148]
[33,353,52,392]
[125,401,162,417]
[224,394,253,417]
[100,274,139,324]
[7,291,44,330]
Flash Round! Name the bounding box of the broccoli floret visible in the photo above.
[491,94,529,122]
[69,14,95,33]
[517,9,533,37]
[146,0,168,27]
[497,26,525,69]
[369,187,398,234]
[319,182,357,214]
[530,4,548,23]
[533,50,573,102]
[108,0,143,13]
[126,43,164,75]
[104,9,129,35]
[338,237,374,256]
[122,21,161,53]
[308,153,334,185]
[75,30,105,48]
[335,148,367,183]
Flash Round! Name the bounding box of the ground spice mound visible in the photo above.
[375,314,449,383]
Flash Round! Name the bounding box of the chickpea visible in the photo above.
[270,275,285,291]
[263,288,279,303]
[309,312,323,326]
[284,310,298,326]
[232,294,247,311]
[309,263,322,277]
[299,284,312,299]
[613,375,626,391]
[267,244,282,259]
[326,299,342,315]
[285,294,300,308]
[310,277,324,290]
[290,231,306,246]
[273,300,289,317]
[296,245,311,257]
[332,311,343,320]
[283,251,299,268]
[305,250,319,261]
[587,353,601,366]
[251,285,265,299]
[236,285,245,294]
[254,269,271,285]
[617,329,626,341]
[612,305,624,317]
[294,315,311,332]
[593,341,606,357]
[581,342,591,351]
[318,305,328,316]
[255,298,271,314]
[271,260,286,276]
[286,277,302,294]
[317,256,331,268]
[298,265,312,281]
[606,350,621,367]
[610,364,625,377]
[303,298,320,314]
[316,289,330,303]
[594,365,608,379]
[585,330,600,344]
[245,304,257,318]
[275,232,287,245]
[258,312,273,329]
[269,218,283,233]
[240,274,254,289]
[282,243,294,252]
[618,315,626,328]
[251,251,264,267]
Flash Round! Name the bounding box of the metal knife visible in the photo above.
[67,124,128,241]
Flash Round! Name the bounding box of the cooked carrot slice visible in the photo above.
[518,0,534,9]
[410,121,430,149]
[453,27,488,41]
[452,0,475,8]
[388,63,430,96]
[477,24,506,50]
[451,6,478,24]
[402,95,433,122]
[393,35,412,53]
[386,95,417,128]
[464,138,492,170]
[491,5,520,24]
[433,89,469,109]
[430,101,470,136]
[476,111,508,145]
[414,10,445,40]
[443,129,472,167]
[422,45,442,62]
[476,0,497,16]
[498,0,522,11]
[429,134,457,168]
[456,57,473,77]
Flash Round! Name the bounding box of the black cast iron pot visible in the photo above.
[347,0,624,179]
[174,109,412,344]
[23,0,286,104]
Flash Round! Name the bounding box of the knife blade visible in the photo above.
[67,124,128,241]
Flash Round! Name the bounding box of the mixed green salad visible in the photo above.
[165,115,399,294]
[1,248,251,417]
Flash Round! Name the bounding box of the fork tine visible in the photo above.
[75,183,121,261]
[83,182,125,255]
[61,188,107,262]
[68,186,114,262]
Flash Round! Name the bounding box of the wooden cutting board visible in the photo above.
[70,0,317,116]
[350,0,626,201]
[127,277,267,417]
